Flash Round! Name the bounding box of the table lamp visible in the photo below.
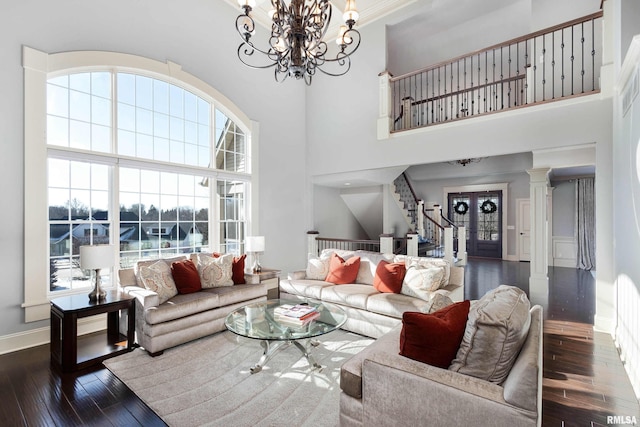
[245,236,265,273]
[80,244,115,301]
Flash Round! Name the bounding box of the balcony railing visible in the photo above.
[387,11,603,133]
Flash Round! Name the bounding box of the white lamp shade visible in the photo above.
[80,245,115,270]
[245,236,265,252]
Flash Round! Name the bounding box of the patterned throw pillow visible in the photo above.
[196,253,234,288]
[306,252,332,280]
[400,265,446,301]
[422,293,454,313]
[138,260,179,304]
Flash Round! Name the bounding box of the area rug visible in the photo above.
[103,330,373,427]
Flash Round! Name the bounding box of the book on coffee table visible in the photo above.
[275,310,321,326]
[274,304,317,319]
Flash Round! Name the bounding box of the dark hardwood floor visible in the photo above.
[1,259,638,426]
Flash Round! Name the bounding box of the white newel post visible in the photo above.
[402,96,413,130]
[380,234,394,254]
[527,168,551,304]
[377,71,392,140]
[307,231,319,257]
[417,200,425,236]
[407,233,419,256]
[444,227,454,264]
[458,226,467,266]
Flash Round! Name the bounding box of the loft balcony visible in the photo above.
[378,10,604,135]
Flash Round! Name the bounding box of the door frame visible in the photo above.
[443,183,509,260]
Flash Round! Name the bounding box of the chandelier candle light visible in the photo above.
[236,0,361,84]
[80,245,115,302]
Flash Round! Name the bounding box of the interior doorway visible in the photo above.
[448,191,503,258]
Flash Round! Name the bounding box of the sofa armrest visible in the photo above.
[123,285,159,310]
[361,352,537,426]
[288,270,306,280]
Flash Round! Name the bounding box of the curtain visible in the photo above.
[575,178,595,270]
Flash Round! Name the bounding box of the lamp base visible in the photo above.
[88,269,107,301]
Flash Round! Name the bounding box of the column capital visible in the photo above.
[526,168,551,183]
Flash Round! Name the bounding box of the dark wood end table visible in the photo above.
[50,290,135,372]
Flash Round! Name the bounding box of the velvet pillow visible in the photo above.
[399,300,471,368]
[213,252,246,284]
[325,253,361,284]
[373,260,406,293]
[171,259,202,294]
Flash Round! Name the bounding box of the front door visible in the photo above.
[448,191,502,259]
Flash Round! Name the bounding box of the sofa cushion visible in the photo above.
[320,284,379,310]
[400,265,446,301]
[326,253,361,285]
[280,278,335,300]
[305,252,332,280]
[449,285,531,384]
[366,292,430,319]
[399,300,470,368]
[395,255,450,288]
[213,252,246,284]
[143,291,220,325]
[196,253,234,288]
[355,251,395,285]
[202,283,267,307]
[171,259,202,294]
[138,260,179,304]
[373,260,406,293]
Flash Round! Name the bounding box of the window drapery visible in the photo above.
[575,177,595,270]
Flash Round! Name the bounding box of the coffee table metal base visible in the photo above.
[250,339,322,374]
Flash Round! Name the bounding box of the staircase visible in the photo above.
[392,173,445,257]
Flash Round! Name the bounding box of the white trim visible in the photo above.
[22,46,256,322]
[442,183,509,260]
[552,236,577,268]
[0,315,107,355]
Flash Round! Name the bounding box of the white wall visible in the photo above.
[0,0,308,340]
[551,180,576,236]
[312,186,369,240]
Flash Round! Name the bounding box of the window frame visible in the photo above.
[23,47,257,322]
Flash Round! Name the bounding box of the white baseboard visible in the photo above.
[0,314,107,355]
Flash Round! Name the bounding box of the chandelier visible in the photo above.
[447,158,484,167]
[235,0,361,85]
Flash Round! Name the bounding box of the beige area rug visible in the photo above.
[103,330,373,427]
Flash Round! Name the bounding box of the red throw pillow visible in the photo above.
[171,259,202,294]
[399,300,471,368]
[373,260,406,293]
[325,253,361,284]
[212,252,246,284]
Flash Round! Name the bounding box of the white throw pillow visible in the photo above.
[400,265,446,301]
[306,252,332,280]
[355,251,395,285]
[138,260,179,304]
[196,253,234,288]
[396,255,451,288]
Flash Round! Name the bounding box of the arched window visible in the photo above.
[23,48,255,321]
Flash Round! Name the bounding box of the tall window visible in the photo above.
[45,70,250,293]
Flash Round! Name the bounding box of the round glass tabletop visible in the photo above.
[225,298,347,341]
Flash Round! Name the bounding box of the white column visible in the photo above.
[307,231,319,257]
[527,168,551,305]
[417,200,425,236]
[380,234,394,255]
[406,233,419,256]
[377,71,392,140]
[457,226,467,266]
[444,227,454,264]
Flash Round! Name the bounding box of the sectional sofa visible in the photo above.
[118,253,267,356]
[279,249,464,339]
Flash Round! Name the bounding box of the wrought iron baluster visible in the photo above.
[581,21,585,94]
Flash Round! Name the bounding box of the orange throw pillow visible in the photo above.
[399,300,471,368]
[325,253,361,284]
[373,260,406,293]
[171,259,202,294]
[212,252,246,284]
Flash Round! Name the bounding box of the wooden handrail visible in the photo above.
[390,11,603,82]
[401,172,420,206]
[410,74,526,106]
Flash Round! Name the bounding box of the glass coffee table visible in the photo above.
[225,299,347,373]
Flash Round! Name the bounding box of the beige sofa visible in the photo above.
[279,249,464,339]
[119,255,267,356]
[339,294,543,427]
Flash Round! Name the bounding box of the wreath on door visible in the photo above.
[480,200,497,214]
[454,201,469,215]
